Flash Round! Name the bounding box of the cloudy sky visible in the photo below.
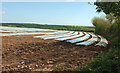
[1,1,106,26]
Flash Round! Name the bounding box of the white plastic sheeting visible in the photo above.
[0,30,16,32]
[0,26,108,47]
[55,32,83,41]
[66,32,90,43]
[76,33,98,45]
[95,35,108,47]
[36,32,74,39]
[1,32,46,36]
[34,31,69,37]
[0,26,55,32]
[0,26,58,36]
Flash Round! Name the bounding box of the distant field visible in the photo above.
[1,23,95,32]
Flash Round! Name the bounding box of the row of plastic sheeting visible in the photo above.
[0,26,108,47]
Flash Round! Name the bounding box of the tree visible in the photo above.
[94,1,120,34]
[94,1,120,18]
[94,0,120,48]
[105,13,116,24]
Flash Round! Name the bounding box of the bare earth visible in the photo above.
[2,34,109,71]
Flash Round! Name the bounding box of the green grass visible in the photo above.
[1,23,95,32]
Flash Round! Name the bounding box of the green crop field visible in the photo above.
[1,23,95,32]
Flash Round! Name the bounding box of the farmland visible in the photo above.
[1,1,119,73]
[1,23,95,32]
[1,25,109,72]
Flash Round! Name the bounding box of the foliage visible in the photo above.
[106,13,117,23]
[80,48,120,73]
[94,1,120,17]
[92,16,119,48]
[8,25,16,27]
[92,17,110,36]
[92,17,110,26]
[111,36,119,48]
[56,65,60,69]
[93,1,119,40]
[82,2,120,73]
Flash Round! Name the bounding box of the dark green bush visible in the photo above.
[111,36,118,48]
[80,48,120,73]
[92,17,111,36]
[88,17,120,73]
[8,25,16,27]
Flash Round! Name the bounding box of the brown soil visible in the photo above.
[2,35,109,72]
[1,32,13,33]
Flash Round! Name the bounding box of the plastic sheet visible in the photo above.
[1,32,46,36]
[35,31,74,39]
[67,32,90,43]
[76,33,98,45]
[55,32,83,41]
[0,26,108,47]
[95,35,108,47]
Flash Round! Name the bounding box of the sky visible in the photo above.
[2,2,106,26]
